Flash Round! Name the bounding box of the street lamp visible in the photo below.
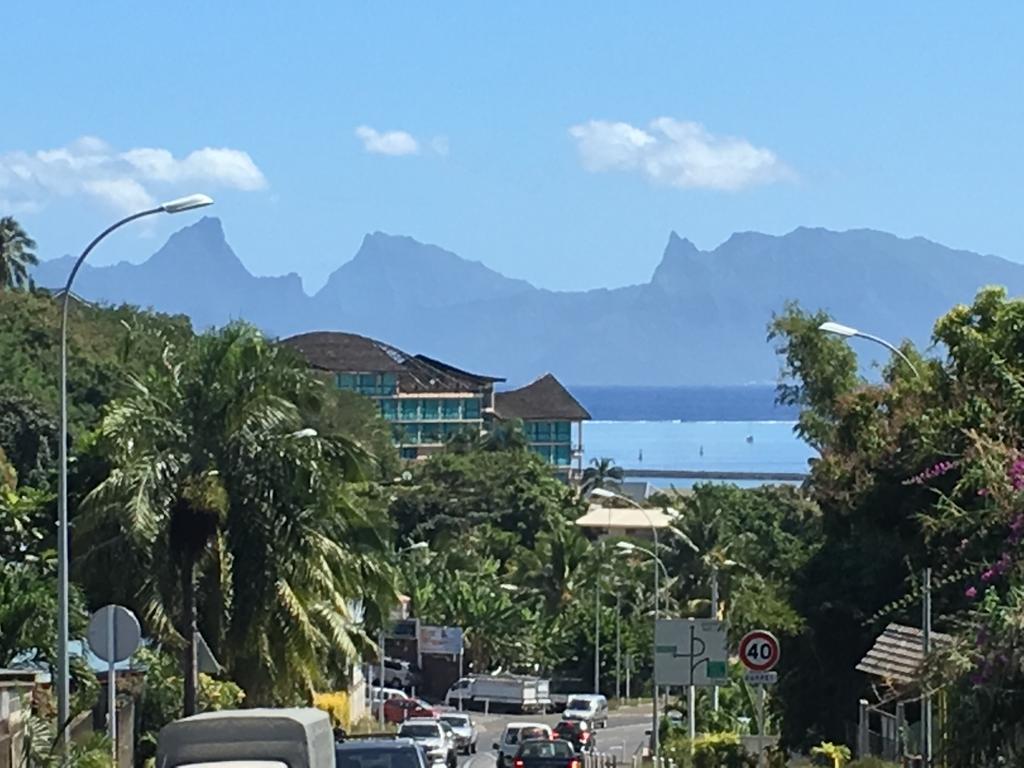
[586,486,663,757]
[819,319,932,765]
[818,320,920,379]
[55,193,214,741]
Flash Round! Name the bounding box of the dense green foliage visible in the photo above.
[768,287,1024,763]
[0,216,38,290]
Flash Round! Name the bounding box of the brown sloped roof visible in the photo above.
[856,623,954,686]
[494,374,591,421]
[414,354,505,384]
[280,331,407,372]
[280,331,500,394]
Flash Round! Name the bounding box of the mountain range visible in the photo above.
[32,218,1024,385]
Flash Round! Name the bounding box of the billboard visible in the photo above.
[418,625,464,656]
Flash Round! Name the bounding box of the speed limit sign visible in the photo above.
[739,630,780,672]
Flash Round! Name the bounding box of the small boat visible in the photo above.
[746,435,754,444]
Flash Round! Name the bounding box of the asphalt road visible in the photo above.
[456,706,652,768]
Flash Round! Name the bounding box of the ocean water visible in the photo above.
[570,386,815,488]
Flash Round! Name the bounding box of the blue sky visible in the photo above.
[3,3,1022,292]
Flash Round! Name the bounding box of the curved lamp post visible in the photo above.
[56,193,213,741]
[818,320,920,379]
[588,487,664,756]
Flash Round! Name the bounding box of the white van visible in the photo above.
[563,694,608,728]
[156,708,335,768]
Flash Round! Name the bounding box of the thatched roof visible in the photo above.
[495,374,591,421]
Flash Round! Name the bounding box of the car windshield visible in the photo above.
[441,716,469,727]
[400,724,440,738]
[519,741,573,758]
[336,748,422,768]
[566,699,592,710]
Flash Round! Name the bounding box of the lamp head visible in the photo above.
[818,321,859,338]
[589,487,617,499]
[615,541,638,553]
[160,193,215,214]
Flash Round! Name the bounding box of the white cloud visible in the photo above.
[0,136,268,213]
[568,117,792,191]
[355,126,420,156]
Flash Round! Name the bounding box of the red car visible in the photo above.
[383,696,441,724]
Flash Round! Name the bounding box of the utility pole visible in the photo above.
[594,541,602,694]
[922,567,932,768]
[711,567,720,712]
[615,590,622,700]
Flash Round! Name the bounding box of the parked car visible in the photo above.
[370,686,409,718]
[493,722,554,768]
[552,718,595,753]
[512,738,582,768]
[335,737,429,768]
[398,718,457,768]
[384,697,441,724]
[439,712,478,754]
[372,658,422,690]
[562,694,608,728]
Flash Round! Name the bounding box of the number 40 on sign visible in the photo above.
[739,630,780,673]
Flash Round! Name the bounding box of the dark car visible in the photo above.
[513,738,582,768]
[553,719,595,753]
[335,737,429,768]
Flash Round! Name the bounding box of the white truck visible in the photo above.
[444,674,552,713]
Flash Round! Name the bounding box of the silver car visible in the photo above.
[440,712,478,755]
[398,718,457,768]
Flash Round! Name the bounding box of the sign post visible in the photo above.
[87,605,141,767]
[738,630,780,768]
[654,619,729,744]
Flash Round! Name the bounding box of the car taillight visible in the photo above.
[569,759,582,768]
[514,759,525,768]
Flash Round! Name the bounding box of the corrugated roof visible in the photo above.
[856,622,953,685]
[495,374,591,421]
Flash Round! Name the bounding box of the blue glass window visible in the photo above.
[555,421,571,441]
[379,399,398,420]
[403,424,419,444]
[337,373,356,390]
[421,400,440,420]
[381,373,397,395]
[554,445,571,466]
[400,400,419,421]
[400,447,418,460]
[442,400,461,420]
[420,424,441,443]
[463,398,481,419]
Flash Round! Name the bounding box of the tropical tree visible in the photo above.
[78,323,396,709]
[580,457,624,496]
[0,216,38,290]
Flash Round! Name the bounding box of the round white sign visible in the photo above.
[739,630,780,672]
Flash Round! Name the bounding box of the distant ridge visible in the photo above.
[32,219,1024,385]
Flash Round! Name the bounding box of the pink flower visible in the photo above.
[966,586,978,599]
[981,569,995,583]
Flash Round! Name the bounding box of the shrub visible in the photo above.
[662,731,755,768]
[313,690,351,729]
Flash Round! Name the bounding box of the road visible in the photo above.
[456,706,652,768]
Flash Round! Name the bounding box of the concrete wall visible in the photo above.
[0,673,37,768]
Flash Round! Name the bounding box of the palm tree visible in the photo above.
[79,323,395,709]
[0,217,38,290]
[580,457,624,496]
